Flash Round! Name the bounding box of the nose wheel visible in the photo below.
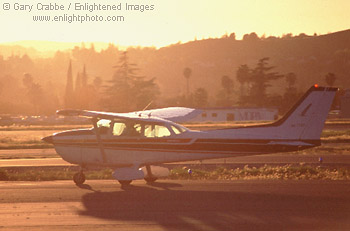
[118,180,132,186]
[73,171,86,185]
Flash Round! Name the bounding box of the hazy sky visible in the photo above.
[0,0,349,49]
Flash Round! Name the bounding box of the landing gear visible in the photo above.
[144,165,157,183]
[144,176,157,183]
[73,171,86,185]
[118,180,132,186]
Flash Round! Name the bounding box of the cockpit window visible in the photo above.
[113,122,126,136]
[144,124,171,138]
[113,122,142,137]
[144,125,155,137]
[110,121,180,138]
[155,125,171,137]
[171,125,182,134]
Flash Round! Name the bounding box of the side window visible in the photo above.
[144,124,172,138]
[144,125,155,137]
[226,113,235,121]
[113,122,126,136]
[171,125,182,135]
[122,123,142,137]
[113,122,142,137]
[134,124,142,135]
[155,125,171,137]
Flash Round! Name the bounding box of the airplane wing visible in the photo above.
[57,107,201,123]
[134,107,201,122]
[56,109,165,123]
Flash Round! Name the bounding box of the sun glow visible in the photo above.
[0,0,349,52]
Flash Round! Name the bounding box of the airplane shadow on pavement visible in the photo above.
[79,182,350,231]
[77,183,101,192]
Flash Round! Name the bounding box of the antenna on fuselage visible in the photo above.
[137,101,153,118]
[142,101,153,111]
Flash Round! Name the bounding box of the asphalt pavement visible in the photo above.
[0,180,350,231]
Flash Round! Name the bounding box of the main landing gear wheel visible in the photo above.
[118,180,132,186]
[73,172,86,185]
[144,165,157,183]
[144,177,157,183]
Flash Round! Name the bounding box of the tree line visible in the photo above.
[0,51,340,116]
[60,53,338,115]
[0,30,348,115]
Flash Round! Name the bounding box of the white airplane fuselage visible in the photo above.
[46,123,318,169]
[42,86,337,184]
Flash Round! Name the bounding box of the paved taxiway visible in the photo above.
[1,180,350,231]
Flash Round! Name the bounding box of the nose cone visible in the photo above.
[42,135,54,144]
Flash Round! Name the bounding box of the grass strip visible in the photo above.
[0,168,113,181]
[1,164,350,181]
[170,165,350,180]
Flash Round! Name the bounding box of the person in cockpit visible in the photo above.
[121,122,142,137]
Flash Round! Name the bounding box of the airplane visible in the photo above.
[42,85,337,186]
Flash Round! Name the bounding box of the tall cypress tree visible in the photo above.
[81,64,88,87]
[64,60,74,108]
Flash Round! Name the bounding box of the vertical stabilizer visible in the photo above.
[273,85,337,140]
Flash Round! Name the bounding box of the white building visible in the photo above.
[187,107,278,122]
[142,106,279,123]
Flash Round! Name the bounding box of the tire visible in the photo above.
[118,180,132,186]
[73,172,86,185]
[144,177,157,183]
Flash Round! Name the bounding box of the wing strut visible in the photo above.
[92,117,107,163]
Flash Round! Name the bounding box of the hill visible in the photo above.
[0,30,349,114]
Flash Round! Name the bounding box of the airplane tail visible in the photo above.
[271,85,337,141]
